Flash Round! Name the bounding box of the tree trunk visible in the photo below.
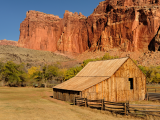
[44,83,47,88]
[44,79,47,88]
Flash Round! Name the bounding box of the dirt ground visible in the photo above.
[0,87,142,120]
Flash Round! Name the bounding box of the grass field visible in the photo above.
[0,87,141,120]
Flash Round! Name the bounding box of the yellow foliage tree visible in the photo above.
[28,66,41,78]
[58,68,67,81]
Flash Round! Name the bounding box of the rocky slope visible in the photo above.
[18,0,160,54]
[0,45,72,68]
[0,39,17,46]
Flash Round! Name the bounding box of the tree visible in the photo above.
[64,66,82,80]
[1,61,26,86]
[42,65,59,88]
[0,61,4,81]
[58,68,67,82]
[30,65,59,88]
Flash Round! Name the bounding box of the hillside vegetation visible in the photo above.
[0,49,160,87]
[0,45,71,67]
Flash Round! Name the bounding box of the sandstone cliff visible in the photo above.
[18,0,160,53]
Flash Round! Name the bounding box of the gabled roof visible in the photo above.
[53,76,109,91]
[53,57,129,91]
[76,57,129,77]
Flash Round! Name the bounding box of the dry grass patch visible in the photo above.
[0,87,141,120]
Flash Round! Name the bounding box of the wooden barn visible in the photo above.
[53,57,146,102]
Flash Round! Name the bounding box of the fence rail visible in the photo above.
[146,92,160,101]
[74,97,160,117]
[147,88,160,93]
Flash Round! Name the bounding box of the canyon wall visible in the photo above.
[18,0,160,53]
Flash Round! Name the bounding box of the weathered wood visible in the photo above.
[124,103,127,116]
[129,109,160,112]
[105,106,124,109]
[104,103,124,106]
[53,58,146,103]
[129,107,160,109]
[73,96,76,105]
[88,105,102,107]
[74,97,160,118]
[126,101,129,115]
[85,98,88,107]
[101,99,104,110]
[129,104,160,107]
[87,99,102,103]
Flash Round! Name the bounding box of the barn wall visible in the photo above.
[114,58,146,101]
[53,88,81,103]
[82,58,146,102]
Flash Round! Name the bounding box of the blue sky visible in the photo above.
[0,0,103,41]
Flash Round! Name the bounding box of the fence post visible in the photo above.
[155,88,156,93]
[147,93,149,101]
[73,96,76,105]
[124,103,127,116]
[101,99,104,110]
[85,98,88,107]
[126,101,129,115]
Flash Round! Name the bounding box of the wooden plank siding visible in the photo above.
[53,88,81,103]
[53,57,146,102]
[81,59,146,102]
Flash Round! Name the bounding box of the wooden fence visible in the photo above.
[146,93,160,101]
[146,88,160,101]
[74,97,160,117]
[147,88,160,93]
[129,104,160,117]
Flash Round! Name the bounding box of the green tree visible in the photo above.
[1,61,26,86]
[0,61,4,80]
[64,66,82,80]
[58,68,67,81]
[31,65,59,88]
[102,53,119,60]
[42,65,59,88]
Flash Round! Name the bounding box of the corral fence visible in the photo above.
[147,88,160,93]
[146,88,160,101]
[74,97,160,117]
[146,93,160,101]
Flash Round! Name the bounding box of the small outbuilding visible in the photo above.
[53,57,146,102]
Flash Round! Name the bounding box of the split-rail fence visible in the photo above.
[74,97,160,117]
[146,88,160,101]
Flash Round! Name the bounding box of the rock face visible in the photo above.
[0,39,17,46]
[18,10,88,54]
[18,0,160,53]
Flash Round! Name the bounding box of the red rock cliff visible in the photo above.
[18,0,160,53]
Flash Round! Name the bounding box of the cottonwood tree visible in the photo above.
[31,65,59,88]
[1,61,26,86]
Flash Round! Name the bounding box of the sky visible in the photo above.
[0,0,104,41]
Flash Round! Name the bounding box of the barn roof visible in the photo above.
[53,57,129,91]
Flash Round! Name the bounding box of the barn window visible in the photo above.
[129,78,133,90]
